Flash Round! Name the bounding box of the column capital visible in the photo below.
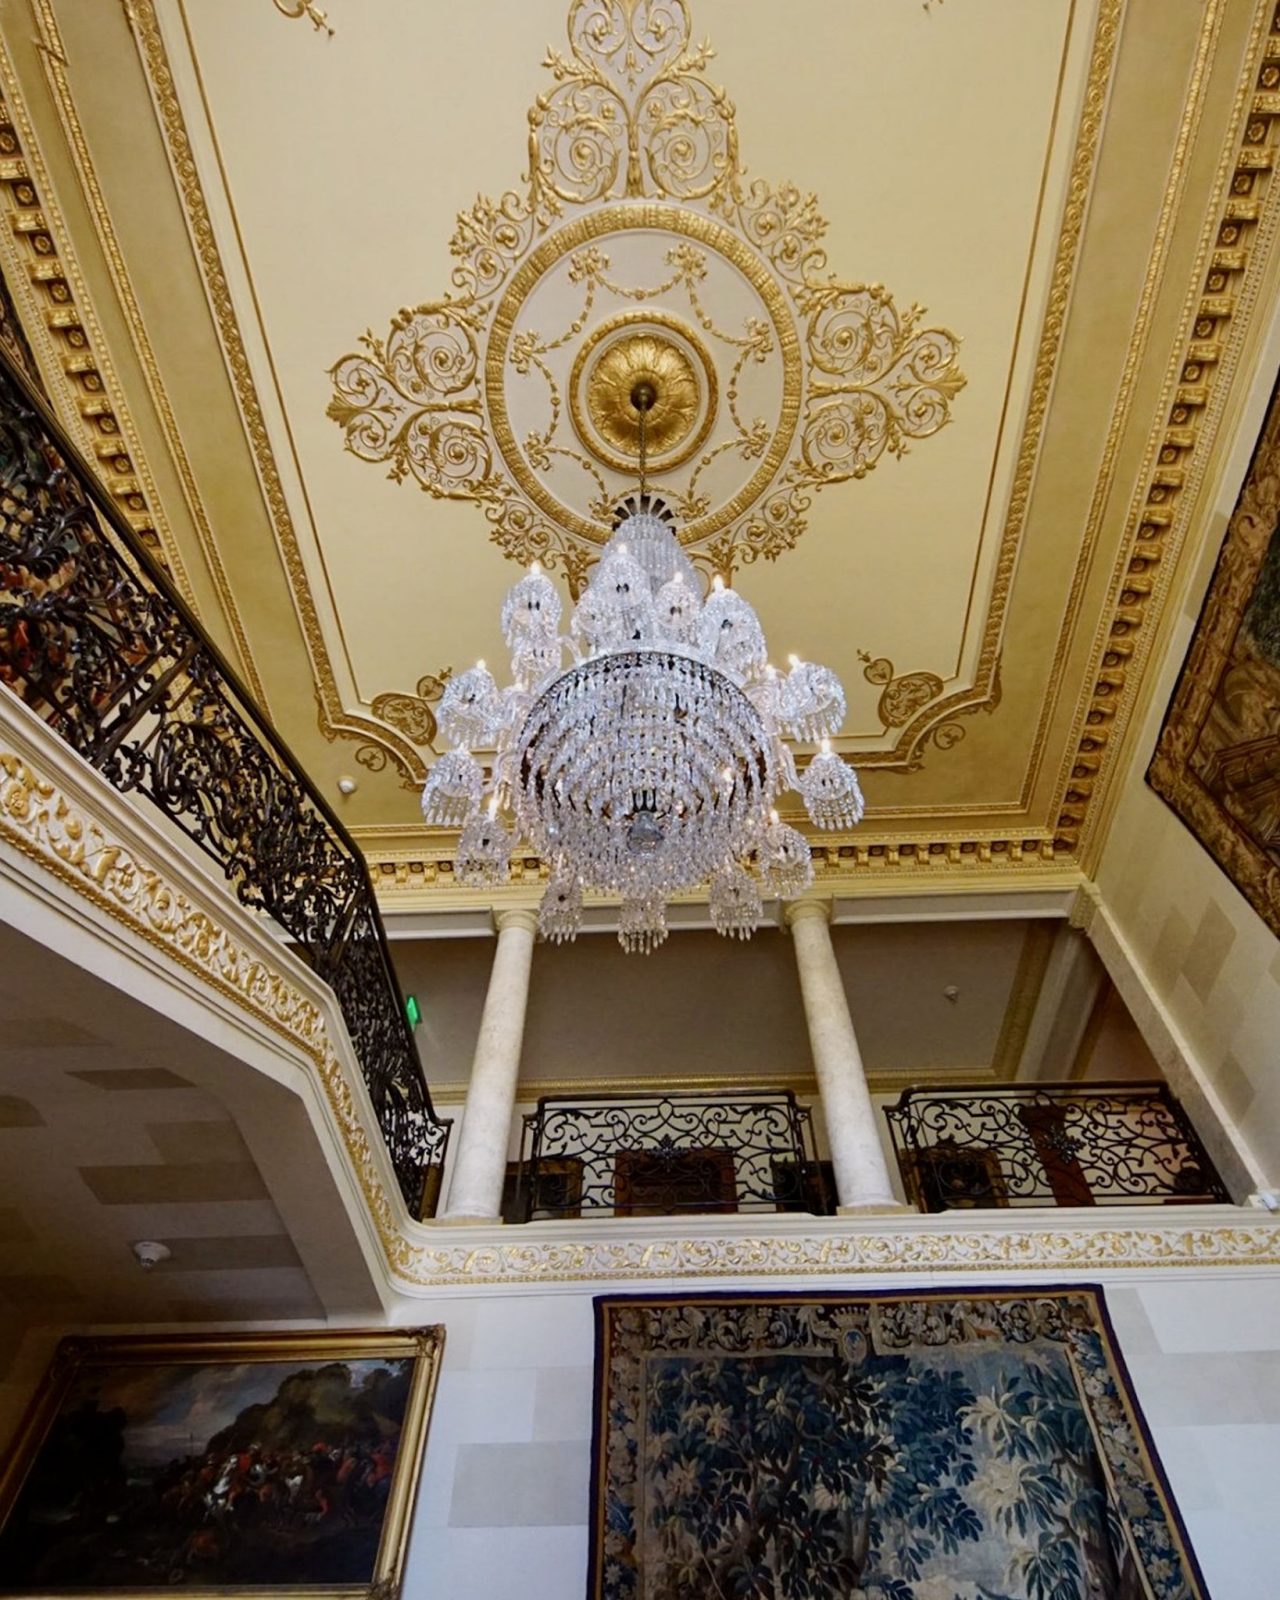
[493,906,539,936]
[784,895,834,929]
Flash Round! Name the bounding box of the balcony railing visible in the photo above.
[884,1082,1229,1211]
[0,339,449,1214]
[512,1090,833,1221]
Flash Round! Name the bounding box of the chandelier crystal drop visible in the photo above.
[538,861,583,945]
[455,802,514,888]
[421,487,865,951]
[758,812,816,899]
[618,891,669,955]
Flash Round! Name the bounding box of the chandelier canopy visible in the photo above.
[422,393,864,952]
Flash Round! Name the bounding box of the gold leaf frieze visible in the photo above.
[327,0,965,582]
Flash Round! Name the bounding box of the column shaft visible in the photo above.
[442,909,537,1222]
[787,901,901,1211]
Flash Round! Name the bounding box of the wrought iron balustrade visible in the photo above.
[884,1082,1229,1211]
[0,339,449,1215]
[512,1090,832,1221]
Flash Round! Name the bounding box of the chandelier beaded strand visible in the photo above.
[421,381,864,952]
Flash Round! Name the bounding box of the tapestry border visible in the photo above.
[588,1284,1212,1600]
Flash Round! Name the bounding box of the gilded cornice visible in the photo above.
[364,829,1071,900]
[28,0,269,709]
[1060,0,1280,863]
[1014,0,1228,815]
[0,34,194,603]
[2,699,1278,1287]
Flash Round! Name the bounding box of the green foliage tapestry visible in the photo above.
[589,1288,1207,1600]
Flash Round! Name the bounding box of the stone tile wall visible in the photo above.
[399,1271,1280,1599]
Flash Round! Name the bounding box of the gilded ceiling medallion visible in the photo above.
[571,312,715,474]
[327,0,965,587]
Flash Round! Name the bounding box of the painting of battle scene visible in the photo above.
[589,1289,1207,1600]
[1149,378,1280,934]
[0,1330,441,1595]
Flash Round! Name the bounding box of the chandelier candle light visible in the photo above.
[421,384,864,953]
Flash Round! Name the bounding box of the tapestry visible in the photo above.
[590,1288,1207,1600]
[1148,377,1280,935]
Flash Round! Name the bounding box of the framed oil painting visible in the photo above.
[1148,375,1280,935]
[590,1288,1209,1600]
[0,1327,443,1598]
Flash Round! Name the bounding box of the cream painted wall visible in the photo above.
[3,1271,1280,1599]
[1096,759,1280,1183]
[401,1272,1280,1599]
[397,921,1030,1093]
[1093,312,1280,1190]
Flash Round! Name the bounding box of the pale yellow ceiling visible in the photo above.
[0,0,1276,902]
[164,0,1076,754]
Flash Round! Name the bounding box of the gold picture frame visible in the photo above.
[1148,377,1280,935]
[0,1328,444,1599]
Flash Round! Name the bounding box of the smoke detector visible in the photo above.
[131,1240,171,1271]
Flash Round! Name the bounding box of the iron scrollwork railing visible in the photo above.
[884,1082,1229,1212]
[0,341,449,1214]
[514,1090,832,1220]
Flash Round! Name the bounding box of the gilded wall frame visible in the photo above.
[1147,376,1280,936]
[0,1328,443,1599]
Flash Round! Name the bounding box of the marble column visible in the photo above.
[785,898,902,1212]
[442,907,538,1223]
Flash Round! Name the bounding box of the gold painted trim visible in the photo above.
[124,0,421,770]
[130,0,1115,810]
[117,0,1236,854]
[1013,0,1230,822]
[28,0,268,709]
[401,1222,1280,1285]
[271,0,334,34]
[857,0,1119,773]
[0,34,194,603]
[365,830,1069,897]
[0,729,408,1272]
[486,205,802,548]
[1060,0,1280,861]
[0,1328,442,1600]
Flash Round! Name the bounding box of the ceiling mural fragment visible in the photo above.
[326,0,966,590]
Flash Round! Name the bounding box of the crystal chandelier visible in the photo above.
[421,384,864,953]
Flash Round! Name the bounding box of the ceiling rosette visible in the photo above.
[327,0,965,588]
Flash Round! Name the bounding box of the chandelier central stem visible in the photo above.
[631,379,656,502]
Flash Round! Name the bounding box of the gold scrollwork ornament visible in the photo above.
[327,0,965,586]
